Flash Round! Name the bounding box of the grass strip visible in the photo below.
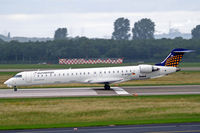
[0,62,198,69]
[0,95,200,130]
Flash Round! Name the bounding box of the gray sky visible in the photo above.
[0,0,200,38]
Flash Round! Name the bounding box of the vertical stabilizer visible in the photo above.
[155,48,193,67]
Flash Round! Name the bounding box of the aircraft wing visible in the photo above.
[86,78,123,84]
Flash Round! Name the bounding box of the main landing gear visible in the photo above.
[14,86,17,91]
[104,83,110,90]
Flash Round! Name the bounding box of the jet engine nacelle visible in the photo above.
[139,65,159,73]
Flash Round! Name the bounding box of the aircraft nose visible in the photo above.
[4,80,9,85]
[4,79,13,86]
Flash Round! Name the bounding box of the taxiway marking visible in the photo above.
[112,87,129,95]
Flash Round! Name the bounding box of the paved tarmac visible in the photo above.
[0,67,200,72]
[1,85,200,98]
[1,123,200,133]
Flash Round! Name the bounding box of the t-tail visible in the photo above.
[155,48,194,67]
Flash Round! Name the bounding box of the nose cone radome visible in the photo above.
[4,80,9,85]
[4,79,13,87]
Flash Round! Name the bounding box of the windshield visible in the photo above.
[13,74,22,78]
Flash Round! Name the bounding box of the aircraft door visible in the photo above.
[25,72,32,83]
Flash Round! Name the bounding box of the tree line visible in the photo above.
[1,17,199,64]
[54,18,200,40]
[0,38,199,64]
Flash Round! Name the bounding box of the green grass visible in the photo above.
[0,72,17,76]
[0,95,200,130]
[0,63,137,69]
[179,62,200,67]
[0,62,199,69]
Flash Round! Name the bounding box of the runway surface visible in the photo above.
[1,85,200,98]
[1,123,200,133]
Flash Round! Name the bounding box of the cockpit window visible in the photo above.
[14,75,22,78]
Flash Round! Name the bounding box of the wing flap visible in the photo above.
[86,78,123,84]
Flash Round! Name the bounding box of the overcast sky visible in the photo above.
[0,0,200,38]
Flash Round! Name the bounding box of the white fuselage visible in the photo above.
[4,65,178,87]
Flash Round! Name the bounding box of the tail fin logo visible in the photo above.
[165,54,183,67]
[155,48,193,67]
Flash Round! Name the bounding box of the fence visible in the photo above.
[59,58,123,64]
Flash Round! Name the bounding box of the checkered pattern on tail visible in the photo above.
[155,48,193,67]
[165,53,183,67]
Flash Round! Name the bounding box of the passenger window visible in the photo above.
[104,71,106,74]
[88,72,90,75]
[113,71,115,73]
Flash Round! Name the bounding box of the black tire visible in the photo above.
[104,84,110,90]
[14,86,17,91]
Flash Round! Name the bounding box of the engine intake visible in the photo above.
[139,65,159,73]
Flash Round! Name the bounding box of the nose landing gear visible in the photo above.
[14,86,17,91]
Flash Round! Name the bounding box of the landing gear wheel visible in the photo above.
[104,84,110,90]
[14,86,17,91]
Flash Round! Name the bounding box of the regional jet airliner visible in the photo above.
[4,48,192,91]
